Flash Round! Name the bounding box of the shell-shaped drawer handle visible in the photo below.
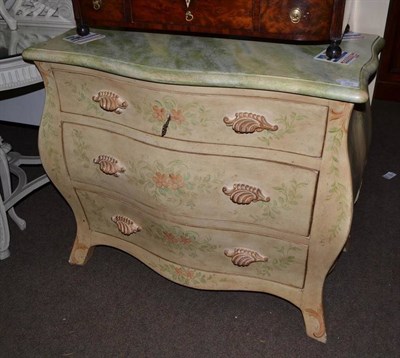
[92,90,128,114]
[223,112,278,134]
[111,215,141,235]
[224,247,269,267]
[222,183,270,205]
[93,155,125,176]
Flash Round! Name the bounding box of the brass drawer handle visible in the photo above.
[92,0,102,11]
[112,215,141,235]
[185,0,193,21]
[224,247,268,267]
[92,90,128,114]
[93,154,125,176]
[223,112,278,134]
[289,7,302,23]
[185,11,194,22]
[222,183,270,205]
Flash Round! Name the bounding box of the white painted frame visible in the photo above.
[0,0,75,28]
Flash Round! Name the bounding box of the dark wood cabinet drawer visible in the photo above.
[76,0,126,24]
[260,0,337,41]
[131,0,253,31]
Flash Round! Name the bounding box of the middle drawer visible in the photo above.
[63,123,318,237]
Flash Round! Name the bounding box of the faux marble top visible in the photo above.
[22,28,384,103]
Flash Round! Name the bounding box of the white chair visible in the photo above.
[0,138,49,259]
[0,0,74,259]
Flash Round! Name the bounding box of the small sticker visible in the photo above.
[336,78,359,87]
[63,32,105,45]
[342,32,365,41]
[314,50,359,65]
[382,171,397,180]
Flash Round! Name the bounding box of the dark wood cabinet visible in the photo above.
[72,0,347,44]
[374,0,400,102]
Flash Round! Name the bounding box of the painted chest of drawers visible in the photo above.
[23,29,383,342]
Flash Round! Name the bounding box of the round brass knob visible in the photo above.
[289,7,302,23]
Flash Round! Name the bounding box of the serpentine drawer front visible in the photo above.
[23,29,384,343]
[63,122,318,237]
[54,67,328,158]
[77,190,309,288]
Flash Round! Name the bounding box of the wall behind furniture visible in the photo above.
[348,0,390,96]
[349,0,389,36]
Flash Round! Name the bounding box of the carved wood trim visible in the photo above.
[305,306,326,339]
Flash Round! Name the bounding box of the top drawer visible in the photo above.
[131,0,253,31]
[54,66,328,158]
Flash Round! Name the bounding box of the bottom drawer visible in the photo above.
[78,190,308,288]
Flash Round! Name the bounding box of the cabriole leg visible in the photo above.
[69,235,94,265]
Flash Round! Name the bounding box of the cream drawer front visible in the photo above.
[77,190,308,288]
[54,67,328,157]
[63,123,318,236]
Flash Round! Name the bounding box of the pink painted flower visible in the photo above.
[179,235,192,245]
[171,109,185,124]
[164,232,179,244]
[152,105,166,121]
[185,270,195,279]
[168,174,185,190]
[153,172,169,188]
[175,267,183,276]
